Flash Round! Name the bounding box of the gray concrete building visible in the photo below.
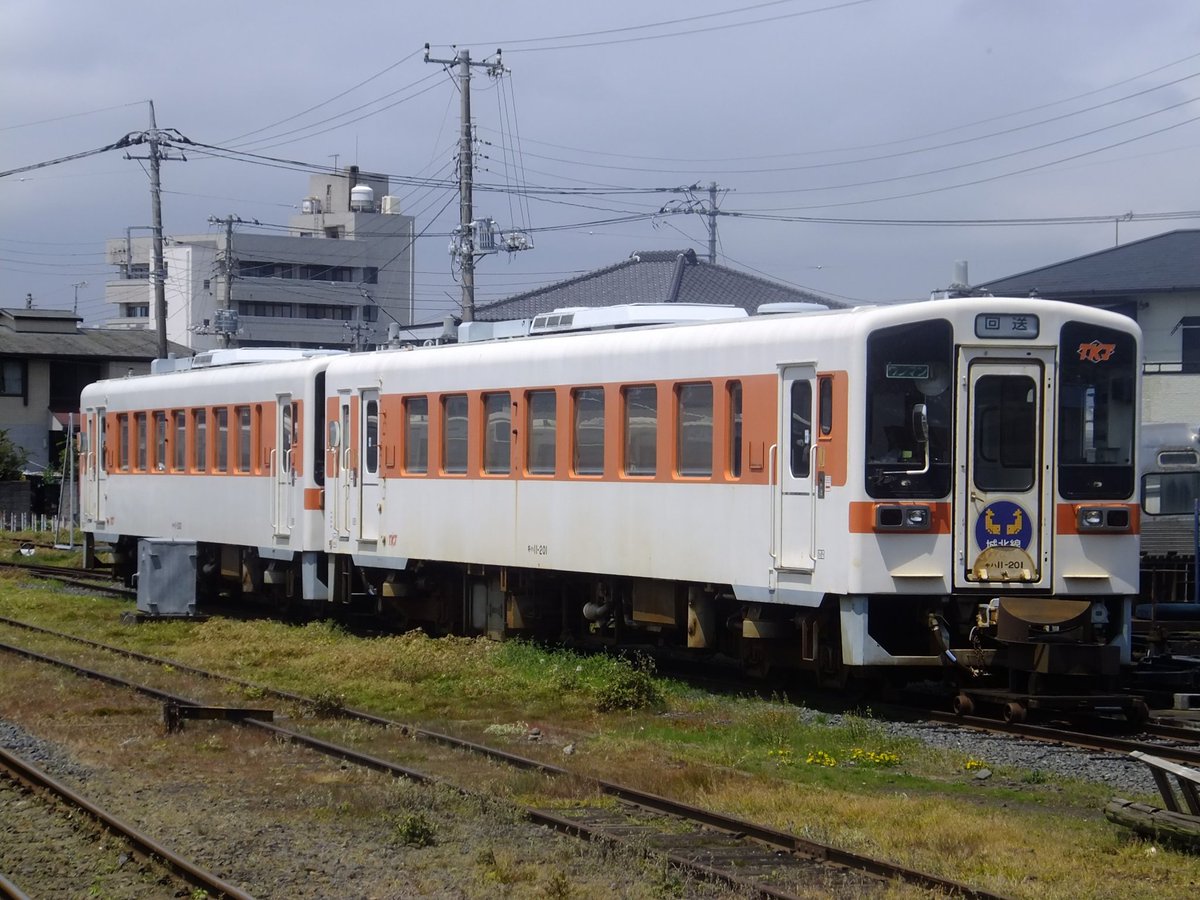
[105,166,415,351]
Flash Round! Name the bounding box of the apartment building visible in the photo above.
[105,166,415,351]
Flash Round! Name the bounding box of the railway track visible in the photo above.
[0,615,1003,900]
[0,559,132,598]
[910,706,1200,767]
[0,741,253,899]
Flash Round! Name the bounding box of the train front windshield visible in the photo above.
[864,319,954,499]
[1057,322,1137,500]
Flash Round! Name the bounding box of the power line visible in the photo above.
[451,0,878,53]
[0,133,140,179]
[219,49,424,145]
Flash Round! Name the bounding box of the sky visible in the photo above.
[3,0,1200,327]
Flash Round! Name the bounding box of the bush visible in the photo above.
[394,812,436,847]
[594,653,662,712]
[0,429,27,481]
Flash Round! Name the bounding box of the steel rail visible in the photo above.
[923,709,1200,766]
[0,745,254,900]
[0,560,133,598]
[0,624,1005,899]
[0,872,30,900]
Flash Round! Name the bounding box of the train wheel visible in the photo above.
[952,692,975,716]
[1003,701,1027,724]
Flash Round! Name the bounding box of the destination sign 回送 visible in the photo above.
[975,313,1039,339]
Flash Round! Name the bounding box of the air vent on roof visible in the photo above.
[755,302,828,315]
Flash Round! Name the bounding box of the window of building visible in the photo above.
[192,409,207,471]
[303,304,353,320]
[526,391,556,475]
[0,359,25,396]
[153,411,167,471]
[483,393,511,474]
[728,381,743,479]
[442,394,468,474]
[215,407,228,472]
[677,383,713,477]
[623,386,657,476]
[172,411,186,471]
[573,388,605,476]
[238,301,294,318]
[1181,318,1200,374]
[361,305,378,322]
[404,397,428,473]
[236,406,251,473]
[135,412,148,472]
[361,267,379,285]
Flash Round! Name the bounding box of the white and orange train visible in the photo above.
[80,296,1142,702]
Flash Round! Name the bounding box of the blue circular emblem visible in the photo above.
[974,501,1032,551]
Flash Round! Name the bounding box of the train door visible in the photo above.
[953,349,1055,588]
[272,394,294,539]
[82,407,105,526]
[776,365,817,572]
[332,391,353,541]
[358,389,381,542]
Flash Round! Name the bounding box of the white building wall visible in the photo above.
[103,169,415,353]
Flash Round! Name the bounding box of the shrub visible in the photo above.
[0,429,27,481]
[594,653,662,712]
[394,812,436,847]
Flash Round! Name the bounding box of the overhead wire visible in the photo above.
[449,0,878,53]
[219,49,424,145]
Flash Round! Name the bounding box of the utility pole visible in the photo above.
[148,101,168,360]
[424,45,506,323]
[71,281,87,315]
[125,101,185,359]
[206,214,243,348]
[659,183,728,264]
[707,182,719,264]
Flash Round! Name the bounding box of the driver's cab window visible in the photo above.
[864,318,953,499]
[790,381,812,477]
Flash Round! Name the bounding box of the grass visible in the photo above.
[2,558,1200,898]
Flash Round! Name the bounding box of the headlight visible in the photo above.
[875,504,933,531]
[1076,506,1132,531]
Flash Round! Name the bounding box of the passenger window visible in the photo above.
[117,414,129,471]
[236,406,251,473]
[790,381,813,478]
[623,385,657,476]
[364,398,379,475]
[135,412,147,471]
[526,391,556,475]
[153,411,167,471]
[819,377,833,436]
[442,394,468,474]
[192,409,207,471]
[405,397,428,474]
[728,381,742,479]
[677,383,713,477]
[215,407,228,473]
[172,411,186,471]
[483,393,511,474]
[573,388,605,476]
